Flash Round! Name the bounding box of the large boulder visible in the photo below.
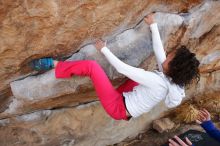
[0,0,220,146]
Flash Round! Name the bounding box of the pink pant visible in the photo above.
[55,60,138,120]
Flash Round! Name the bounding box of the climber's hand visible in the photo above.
[168,136,193,146]
[95,39,106,51]
[196,109,211,124]
[144,13,155,25]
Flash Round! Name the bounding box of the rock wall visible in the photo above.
[0,0,220,146]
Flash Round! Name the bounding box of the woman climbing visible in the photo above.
[31,13,200,120]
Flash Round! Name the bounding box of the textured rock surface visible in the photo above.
[0,0,201,95]
[167,91,220,124]
[8,12,184,118]
[153,118,175,133]
[0,0,220,146]
[0,102,167,146]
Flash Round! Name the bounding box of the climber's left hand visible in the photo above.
[95,39,106,51]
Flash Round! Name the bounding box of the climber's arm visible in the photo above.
[144,14,166,72]
[150,23,166,71]
[95,40,151,86]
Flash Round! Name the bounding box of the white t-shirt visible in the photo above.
[101,23,185,118]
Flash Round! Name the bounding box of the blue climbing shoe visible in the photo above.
[30,57,54,71]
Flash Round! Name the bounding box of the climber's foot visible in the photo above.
[30,57,54,71]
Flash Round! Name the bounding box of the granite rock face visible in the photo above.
[0,0,201,94]
[0,102,168,146]
[0,0,220,146]
[8,12,184,118]
[153,118,175,133]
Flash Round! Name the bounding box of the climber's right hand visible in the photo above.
[95,39,106,51]
[144,13,155,25]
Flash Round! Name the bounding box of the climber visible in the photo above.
[30,13,200,120]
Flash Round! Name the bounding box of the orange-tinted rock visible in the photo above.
[0,0,201,93]
[1,0,220,146]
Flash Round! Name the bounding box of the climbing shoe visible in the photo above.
[30,57,54,71]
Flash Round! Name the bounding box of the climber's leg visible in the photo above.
[55,60,128,120]
[30,57,54,71]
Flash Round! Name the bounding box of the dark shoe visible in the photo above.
[30,57,54,71]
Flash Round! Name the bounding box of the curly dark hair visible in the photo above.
[167,46,200,87]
